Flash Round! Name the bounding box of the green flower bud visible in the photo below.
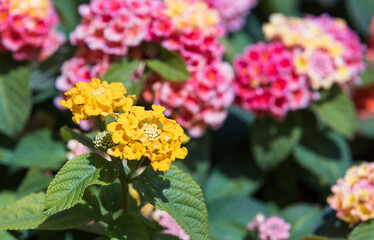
[93,130,114,150]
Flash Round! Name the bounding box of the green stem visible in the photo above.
[112,157,130,214]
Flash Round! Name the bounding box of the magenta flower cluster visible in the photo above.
[0,0,64,61]
[248,214,291,240]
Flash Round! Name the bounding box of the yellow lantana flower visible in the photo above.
[107,105,188,172]
[164,0,219,32]
[60,78,134,124]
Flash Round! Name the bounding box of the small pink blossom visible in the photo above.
[247,214,291,240]
[158,211,190,240]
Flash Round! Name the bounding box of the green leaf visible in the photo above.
[101,58,145,98]
[204,170,258,203]
[0,231,16,240]
[280,204,322,240]
[13,129,66,170]
[294,130,352,186]
[0,66,31,138]
[0,192,97,231]
[208,197,271,240]
[260,0,300,15]
[146,47,190,82]
[52,0,80,35]
[44,152,118,215]
[106,213,149,240]
[345,0,374,38]
[0,192,48,230]
[38,203,98,230]
[349,219,374,240]
[356,117,374,138]
[314,207,350,238]
[133,165,209,240]
[221,31,253,63]
[0,191,16,209]
[16,168,53,198]
[250,116,303,172]
[60,126,96,149]
[0,147,13,166]
[357,65,374,87]
[311,86,356,138]
[99,183,122,213]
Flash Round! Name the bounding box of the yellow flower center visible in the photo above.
[9,0,49,18]
[92,87,106,96]
[141,123,161,141]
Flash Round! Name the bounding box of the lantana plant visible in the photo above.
[0,78,209,240]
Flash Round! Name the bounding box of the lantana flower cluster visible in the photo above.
[328,162,374,225]
[264,14,365,90]
[247,213,291,240]
[234,41,317,118]
[203,0,257,32]
[56,0,235,138]
[0,0,64,61]
[55,0,155,112]
[61,78,188,171]
[234,14,365,118]
[143,0,235,137]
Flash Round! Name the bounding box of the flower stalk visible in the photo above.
[112,157,130,214]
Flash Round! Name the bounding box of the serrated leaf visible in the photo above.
[345,0,374,38]
[311,86,356,138]
[38,203,98,230]
[0,191,16,209]
[146,47,190,82]
[280,204,321,240]
[13,129,66,170]
[17,168,53,198]
[0,192,97,231]
[0,66,31,138]
[349,219,374,240]
[101,58,144,98]
[133,165,209,240]
[60,126,96,149]
[294,130,352,186]
[106,213,149,240]
[250,116,303,172]
[0,231,16,240]
[44,152,118,215]
[0,192,48,230]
